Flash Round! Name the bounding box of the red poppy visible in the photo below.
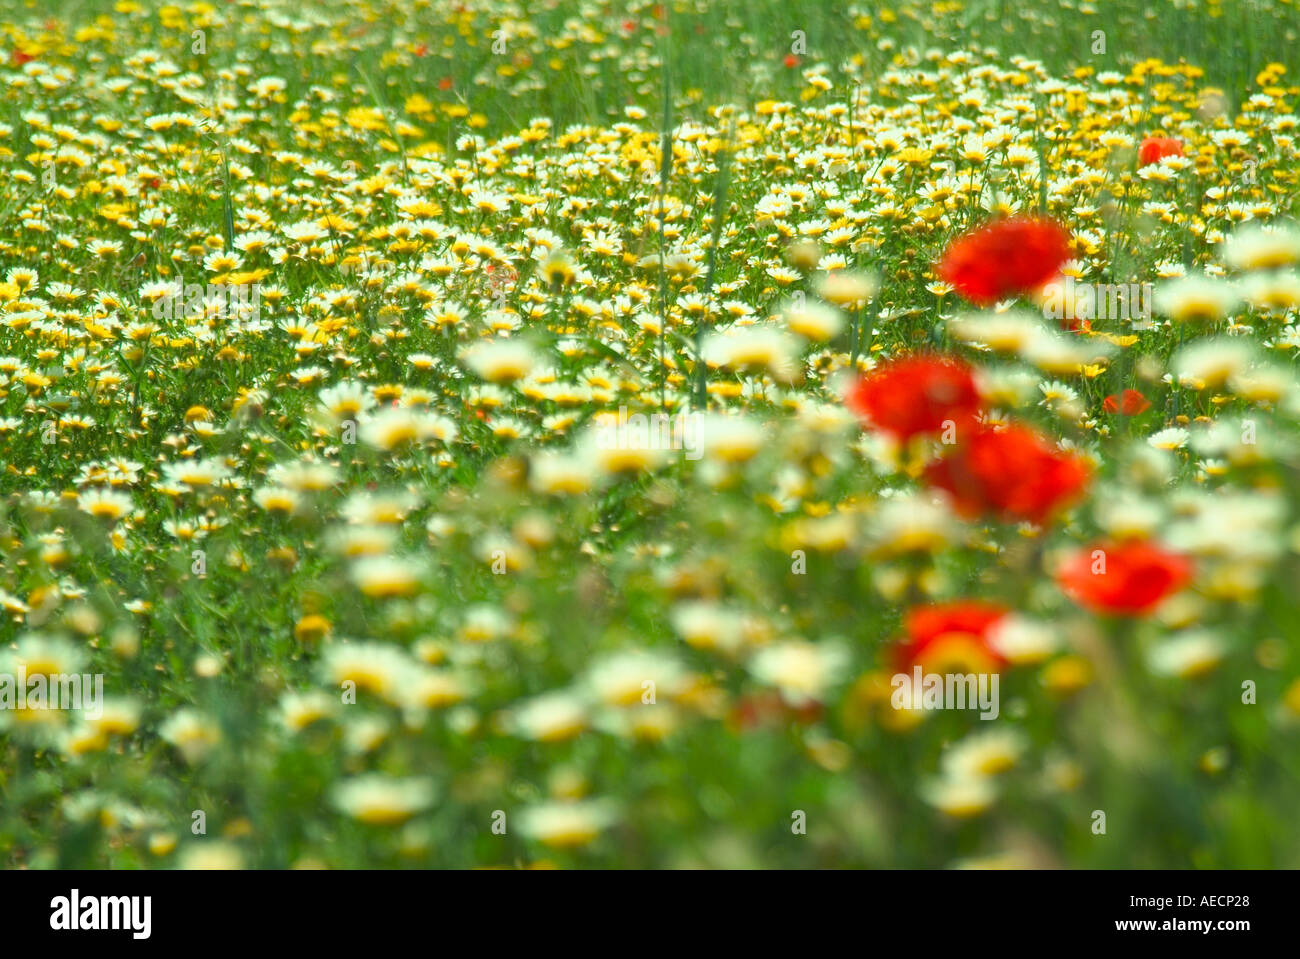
[413,44,428,57]
[844,353,983,442]
[10,50,34,67]
[622,19,636,32]
[1138,137,1183,167]
[1057,540,1192,616]
[438,76,453,91]
[783,53,800,69]
[895,601,1009,672]
[1102,388,1151,416]
[938,216,1072,306]
[925,423,1090,525]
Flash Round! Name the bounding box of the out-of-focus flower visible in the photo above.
[701,326,801,382]
[815,269,878,309]
[670,600,749,655]
[1056,540,1193,616]
[78,488,134,522]
[1103,389,1151,415]
[511,690,588,742]
[178,842,244,870]
[748,641,849,706]
[461,338,537,384]
[690,413,766,464]
[938,216,1072,305]
[1137,136,1184,167]
[333,775,436,825]
[585,651,685,706]
[845,353,983,442]
[1148,631,1226,679]
[159,709,222,764]
[350,555,423,599]
[925,423,1090,524]
[1154,274,1240,323]
[519,800,617,848]
[941,729,1027,778]
[866,494,960,557]
[1222,222,1300,271]
[922,775,997,818]
[895,601,1009,673]
[529,451,595,495]
[987,615,1061,665]
[782,298,844,341]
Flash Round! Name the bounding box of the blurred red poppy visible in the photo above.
[1138,136,1183,167]
[896,601,1009,672]
[938,216,1072,306]
[845,353,982,442]
[1057,540,1192,616]
[783,53,800,68]
[1102,388,1151,415]
[925,423,1090,525]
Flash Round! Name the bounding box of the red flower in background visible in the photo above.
[896,601,1010,673]
[1138,137,1183,167]
[845,353,982,442]
[1102,388,1151,416]
[783,53,800,68]
[925,423,1090,525]
[10,50,34,67]
[1057,540,1192,616]
[938,216,1072,306]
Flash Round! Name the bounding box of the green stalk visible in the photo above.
[357,64,410,188]
[693,123,733,410]
[655,5,673,411]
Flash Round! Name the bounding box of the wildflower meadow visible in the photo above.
[2,0,1300,877]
